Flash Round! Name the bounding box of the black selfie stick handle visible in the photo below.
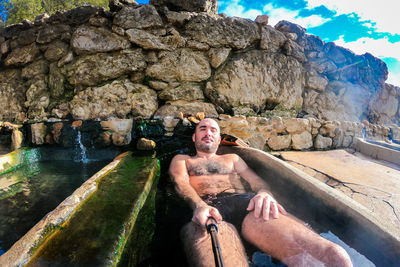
[206,217,225,267]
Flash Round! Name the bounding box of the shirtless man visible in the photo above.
[169,118,352,267]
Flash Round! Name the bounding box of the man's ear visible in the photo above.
[192,133,196,142]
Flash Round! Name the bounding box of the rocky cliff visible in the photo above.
[0,0,399,126]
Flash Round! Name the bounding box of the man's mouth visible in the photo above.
[202,137,213,142]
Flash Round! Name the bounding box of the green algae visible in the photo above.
[117,172,158,266]
[0,148,41,176]
[26,153,160,266]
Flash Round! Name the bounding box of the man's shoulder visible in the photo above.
[218,153,241,160]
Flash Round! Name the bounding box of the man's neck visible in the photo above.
[195,151,217,160]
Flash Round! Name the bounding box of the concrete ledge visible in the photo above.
[355,138,400,165]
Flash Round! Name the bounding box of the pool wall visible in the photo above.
[218,145,400,266]
[355,137,400,165]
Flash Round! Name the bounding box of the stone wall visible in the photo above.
[0,0,399,127]
[15,116,396,153]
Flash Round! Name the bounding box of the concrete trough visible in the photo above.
[218,146,400,266]
[355,137,400,165]
[0,150,160,266]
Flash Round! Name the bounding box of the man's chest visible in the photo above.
[186,159,234,176]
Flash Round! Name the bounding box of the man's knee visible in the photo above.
[324,243,352,267]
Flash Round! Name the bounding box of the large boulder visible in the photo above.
[150,0,218,14]
[63,48,146,86]
[4,43,40,66]
[184,14,259,50]
[113,5,163,29]
[146,49,211,82]
[369,83,400,125]
[0,70,26,122]
[71,25,131,55]
[205,50,304,113]
[69,79,158,120]
[303,81,372,122]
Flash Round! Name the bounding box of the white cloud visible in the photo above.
[219,0,261,19]
[305,0,400,35]
[262,3,329,28]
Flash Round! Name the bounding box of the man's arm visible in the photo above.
[233,154,286,220]
[169,155,222,226]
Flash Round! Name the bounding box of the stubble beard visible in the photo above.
[195,138,218,153]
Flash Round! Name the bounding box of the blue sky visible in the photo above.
[2,0,400,86]
[139,0,400,87]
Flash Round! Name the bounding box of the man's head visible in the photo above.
[192,118,221,153]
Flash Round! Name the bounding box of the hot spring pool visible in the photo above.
[0,148,119,255]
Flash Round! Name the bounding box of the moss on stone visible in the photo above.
[26,153,160,266]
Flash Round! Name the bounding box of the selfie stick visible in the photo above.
[206,217,225,267]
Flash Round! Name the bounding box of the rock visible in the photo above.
[150,0,218,14]
[275,20,306,39]
[153,100,218,118]
[303,81,372,122]
[4,43,40,66]
[320,122,338,138]
[308,58,337,74]
[71,120,82,128]
[268,135,291,150]
[109,0,138,12]
[163,116,180,128]
[126,28,170,50]
[70,79,157,120]
[260,25,287,51]
[205,50,304,113]
[0,70,26,122]
[208,47,231,68]
[36,24,71,44]
[282,39,306,62]
[113,5,163,29]
[1,40,10,54]
[369,83,399,125]
[64,48,146,86]
[57,51,74,67]
[50,122,64,143]
[48,63,65,98]
[184,14,259,50]
[44,40,69,61]
[158,82,204,101]
[305,70,328,91]
[146,49,211,83]
[136,137,156,150]
[101,119,133,146]
[284,118,311,134]
[255,15,269,25]
[31,123,47,145]
[17,28,37,46]
[164,9,194,25]
[71,25,131,55]
[11,129,23,150]
[291,131,313,150]
[314,134,332,149]
[21,59,49,79]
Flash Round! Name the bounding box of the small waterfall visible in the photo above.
[362,127,366,140]
[74,129,88,163]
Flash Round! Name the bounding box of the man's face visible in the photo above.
[193,119,221,153]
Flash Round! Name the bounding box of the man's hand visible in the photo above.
[247,192,287,220]
[192,205,223,227]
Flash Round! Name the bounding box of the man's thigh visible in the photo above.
[181,221,249,267]
[241,212,338,263]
